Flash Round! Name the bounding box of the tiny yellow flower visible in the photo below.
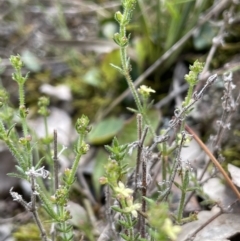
[138,85,156,98]
[114,181,133,199]
[123,202,141,217]
[162,218,181,240]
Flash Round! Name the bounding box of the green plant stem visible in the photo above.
[39,189,58,221]
[176,170,189,224]
[0,120,21,160]
[17,70,24,104]
[18,82,28,136]
[121,55,143,114]
[44,116,49,138]
[121,199,134,240]
[58,207,72,241]
[184,84,194,108]
[118,8,143,115]
[69,152,82,183]
[68,134,84,184]
[5,138,27,170]
[18,82,33,168]
[127,217,134,240]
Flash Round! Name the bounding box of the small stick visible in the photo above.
[135,114,143,190]
[52,130,59,241]
[141,139,148,239]
[53,130,59,191]
[184,208,223,241]
[185,124,240,200]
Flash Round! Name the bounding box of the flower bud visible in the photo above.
[99,176,108,184]
[115,11,123,23]
[9,55,24,70]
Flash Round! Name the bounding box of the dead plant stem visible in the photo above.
[183,208,223,241]
[185,124,240,200]
[135,114,143,190]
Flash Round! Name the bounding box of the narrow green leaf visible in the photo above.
[7,172,26,180]
[104,145,113,153]
[118,219,131,228]
[186,186,201,192]
[35,157,45,170]
[15,165,25,175]
[111,206,124,213]
[142,196,155,204]
[109,63,123,74]
[7,123,16,137]
[173,181,183,191]
[120,233,130,241]
[126,107,138,113]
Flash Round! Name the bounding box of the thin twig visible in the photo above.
[201,25,225,77]
[155,83,189,109]
[53,130,59,192]
[185,125,240,200]
[135,114,143,190]
[140,127,149,239]
[52,130,59,241]
[160,133,186,202]
[183,208,223,241]
[104,185,118,240]
[28,175,50,241]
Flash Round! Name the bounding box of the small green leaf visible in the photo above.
[88,117,124,145]
[15,165,25,175]
[109,63,123,74]
[142,196,155,204]
[118,219,131,228]
[112,205,124,213]
[7,172,26,180]
[186,186,201,192]
[104,145,113,153]
[126,107,138,113]
[112,136,119,147]
[120,233,130,241]
[7,123,16,137]
[35,157,45,170]
[173,181,183,191]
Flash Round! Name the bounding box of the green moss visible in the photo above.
[13,223,43,241]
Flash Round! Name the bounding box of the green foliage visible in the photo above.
[184,60,204,86]
[3,55,93,241]
[38,96,50,117]
[103,137,129,185]
[88,117,124,145]
[147,202,181,241]
[13,223,44,241]
[183,60,204,107]
[2,0,236,240]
